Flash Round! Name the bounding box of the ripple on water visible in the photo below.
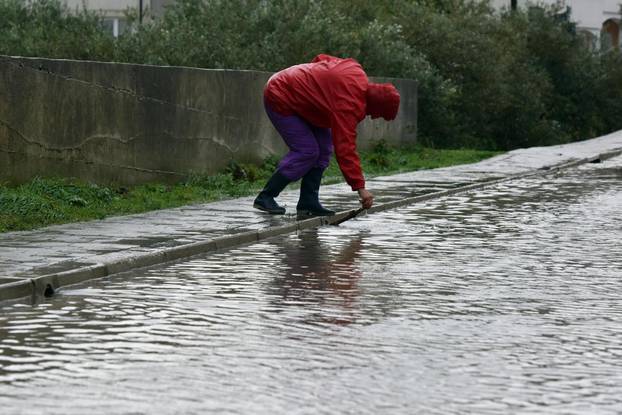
[1,157,622,414]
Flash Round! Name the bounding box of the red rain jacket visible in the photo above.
[264,54,368,190]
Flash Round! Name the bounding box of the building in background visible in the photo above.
[61,1,621,48]
[492,0,621,50]
[63,0,175,37]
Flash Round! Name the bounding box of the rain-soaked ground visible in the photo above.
[1,156,621,414]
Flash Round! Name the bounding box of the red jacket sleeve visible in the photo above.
[331,112,365,190]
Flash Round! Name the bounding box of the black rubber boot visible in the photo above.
[253,171,290,214]
[296,167,335,217]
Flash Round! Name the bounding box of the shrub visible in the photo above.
[0,0,115,59]
[1,0,621,150]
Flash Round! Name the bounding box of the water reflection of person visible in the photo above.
[268,228,364,325]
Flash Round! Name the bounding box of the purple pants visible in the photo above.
[265,101,333,181]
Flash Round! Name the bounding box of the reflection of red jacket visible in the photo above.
[264,54,368,190]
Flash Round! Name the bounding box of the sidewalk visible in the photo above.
[1,130,622,302]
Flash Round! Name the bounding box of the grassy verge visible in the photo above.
[0,144,500,232]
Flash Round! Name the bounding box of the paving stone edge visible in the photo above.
[2,148,621,304]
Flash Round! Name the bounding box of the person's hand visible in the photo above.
[357,188,374,209]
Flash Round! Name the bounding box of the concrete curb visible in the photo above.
[360,151,617,216]
[2,148,621,304]
[0,279,34,303]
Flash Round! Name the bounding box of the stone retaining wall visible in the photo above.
[0,55,417,185]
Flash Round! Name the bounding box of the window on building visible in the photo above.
[601,19,621,51]
[578,30,597,52]
[101,17,128,38]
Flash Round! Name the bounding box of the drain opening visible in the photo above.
[44,284,55,297]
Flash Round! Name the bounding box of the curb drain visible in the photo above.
[43,284,55,298]
[2,148,622,304]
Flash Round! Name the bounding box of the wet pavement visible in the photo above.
[0,130,621,289]
[0,149,621,413]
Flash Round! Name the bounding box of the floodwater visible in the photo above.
[1,156,621,414]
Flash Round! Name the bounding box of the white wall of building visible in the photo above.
[63,0,146,17]
[492,0,621,49]
[492,0,620,31]
[63,0,172,17]
[62,0,169,36]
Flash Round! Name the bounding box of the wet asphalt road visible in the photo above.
[1,156,621,414]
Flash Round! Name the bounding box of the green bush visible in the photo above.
[1,0,621,151]
[0,0,115,59]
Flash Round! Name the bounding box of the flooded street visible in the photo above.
[1,156,621,414]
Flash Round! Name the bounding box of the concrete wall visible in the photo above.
[0,55,418,185]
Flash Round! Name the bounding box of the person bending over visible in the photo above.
[254,54,400,216]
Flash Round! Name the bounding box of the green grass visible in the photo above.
[0,144,500,232]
